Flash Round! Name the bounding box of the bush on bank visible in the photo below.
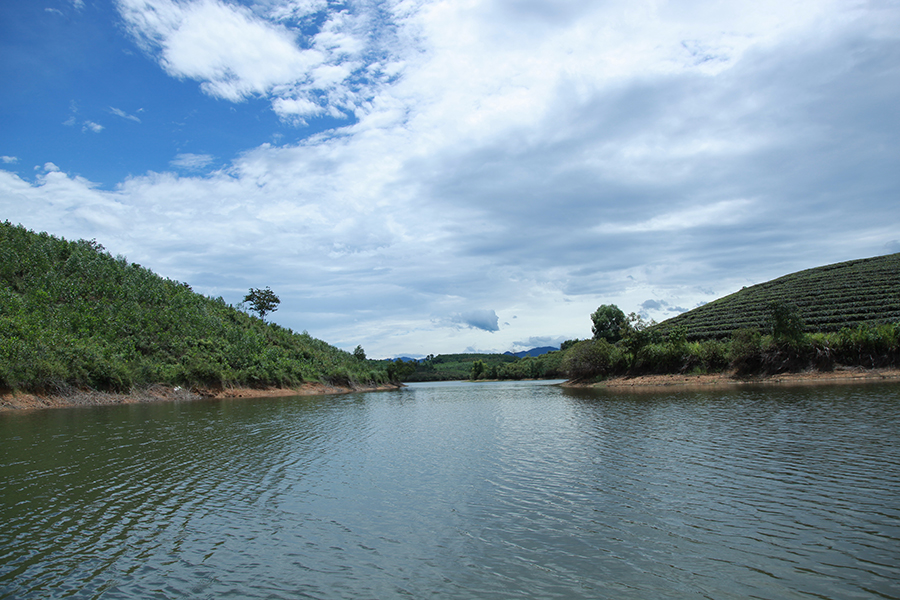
[560,322,900,382]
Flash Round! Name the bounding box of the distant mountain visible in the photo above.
[387,356,423,363]
[504,346,559,359]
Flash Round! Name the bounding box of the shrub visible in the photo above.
[697,339,729,372]
[561,339,623,379]
[729,328,762,374]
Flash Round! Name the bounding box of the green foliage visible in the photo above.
[620,312,659,356]
[728,328,763,374]
[353,345,366,361]
[561,255,900,380]
[696,339,729,372]
[386,359,417,382]
[560,339,624,380]
[470,359,486,380]
[768,300,805,342]
[559,320,898,378]
[591,304,628,343]
[0,222,387,393]
[651,253,900,341]
[559,339,580,352]
[244,287,280,321]
[388,349,567,382]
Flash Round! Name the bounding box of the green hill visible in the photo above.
[0,222,389,394]
[653,253,900,340]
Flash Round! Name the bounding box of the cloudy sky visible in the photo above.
[2,0,898,358]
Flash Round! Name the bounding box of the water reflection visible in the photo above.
[2,383,899,599]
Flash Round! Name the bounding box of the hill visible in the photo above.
[652,253,900,340]
[0,222,390,395]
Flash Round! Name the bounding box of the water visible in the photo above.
[2,380,899,599]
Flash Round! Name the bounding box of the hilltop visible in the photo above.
[0,222,392,404]
[652,253,900,340]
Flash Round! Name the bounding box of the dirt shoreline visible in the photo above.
[0,382,404,412]
[563,367,900,391]
[4,368,899,411]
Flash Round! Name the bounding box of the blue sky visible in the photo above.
[2,0,899,358]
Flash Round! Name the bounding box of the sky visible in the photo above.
[2,0,899,359]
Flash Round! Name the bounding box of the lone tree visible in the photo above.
[353,345,366,361]
[244,287,280,321]
[591,304,629,343]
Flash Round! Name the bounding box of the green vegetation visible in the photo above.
[0,222,390,394]
[394,255,900,384]
[396,351,566,382]
[243,287,280,321]
[8,220,895,391]
[652,253,900,341]
[562,254,900,382]
[591,304,629,343]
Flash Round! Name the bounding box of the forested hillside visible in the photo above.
[0,222,389,394]
[652,254,900,340]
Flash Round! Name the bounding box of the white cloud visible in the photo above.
[82,121,104,133]
[3,0,898,358]
[1,156,18,164]
[109,107,142,123]
[117,0,322,101]
[170,153,215,170]
[599,199,755,233]
[115,0,393,120]
[450,310,500,332]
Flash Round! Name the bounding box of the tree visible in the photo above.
[470,359,486,380]
[561,339,622,379]
[768,300,805,342]
[244,287,280,321]
[621,312,659,356]
[591,304,628,343]
[353,345,366,361]
[560,339,580,352]
[387,359,416,382]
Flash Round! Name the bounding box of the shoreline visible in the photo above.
[563,367,900,391]
[0,382,404,412]
[4,368,899,411]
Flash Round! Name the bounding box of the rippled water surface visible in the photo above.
[2,381,900,599]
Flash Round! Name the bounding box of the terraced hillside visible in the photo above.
[653,253,900,340]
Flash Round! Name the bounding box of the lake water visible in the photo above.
[2,380,899,599]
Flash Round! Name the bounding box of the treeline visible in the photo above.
[394,351,566,382]
[0,222,390,394]
[561,303,900,381]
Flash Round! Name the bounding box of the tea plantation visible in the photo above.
[652,253,900,340]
